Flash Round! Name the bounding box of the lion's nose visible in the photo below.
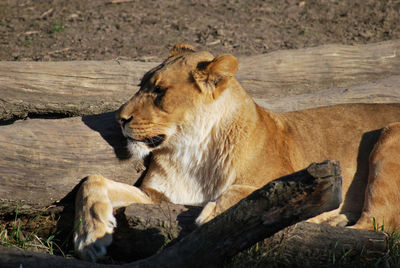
[117,116,133,127]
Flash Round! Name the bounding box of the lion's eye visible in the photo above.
[153,86,163,94]
[153,86,166,108]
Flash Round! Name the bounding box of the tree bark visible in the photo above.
[249,221,387,267]
[1,40,400,121]
[0,161,364,268]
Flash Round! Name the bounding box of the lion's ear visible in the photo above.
[205,54,238,79]
[168,43,196,58]
[194,54,238,99]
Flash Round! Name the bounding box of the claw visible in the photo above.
[196,201,216,225]
[75,232,113,261]
[74,203,116,261]
[107,217,117,229]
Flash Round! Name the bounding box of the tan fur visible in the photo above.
[74,43,400,261]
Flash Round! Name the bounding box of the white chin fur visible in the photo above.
[127,140,151,160]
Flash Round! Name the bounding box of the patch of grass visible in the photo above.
[0,209,75,257]
[51,20,64,34]
[0,211,56,255]
[328,241,356,267]
[386,229,400,266]
[372,219,400,266]
[24,39,32,47]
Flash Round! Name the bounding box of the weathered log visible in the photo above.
[239,40,400,99]
[111,203,387,266]
[247,221,387,267]
[0,112,144,215]
[0,247,105,268]
[255,75,400,113]
[108,203,203,262]
[0,161,347,268]
[1,40,400,121]
[0,60,149,122]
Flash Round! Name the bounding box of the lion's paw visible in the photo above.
[74,201,117,262]
[308,213,349,227]
[325,213,349,227]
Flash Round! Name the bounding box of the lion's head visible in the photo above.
[116,43,240,155]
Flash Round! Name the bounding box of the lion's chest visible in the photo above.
[144,135,235,205]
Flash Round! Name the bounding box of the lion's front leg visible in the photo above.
[74,174,153,261]
[195,185,257,225]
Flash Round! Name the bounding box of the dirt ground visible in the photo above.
[1,0,400,62]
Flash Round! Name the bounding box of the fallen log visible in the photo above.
[255,75,400,113]
[1,40,400,121]
[0,112,144,215]
[248,221,387,267]
[0,161,356,268]
[239,40,400,99]
[110,202,387,266]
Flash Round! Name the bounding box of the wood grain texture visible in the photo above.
[238,40,400,99]
[0,60,149,121]
[1,40,400,121]
[0,112,144,214]
[255,75,400,112]
[233,221,387,267]
[280,222,385,265]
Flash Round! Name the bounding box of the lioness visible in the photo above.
[74,43,400,261]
